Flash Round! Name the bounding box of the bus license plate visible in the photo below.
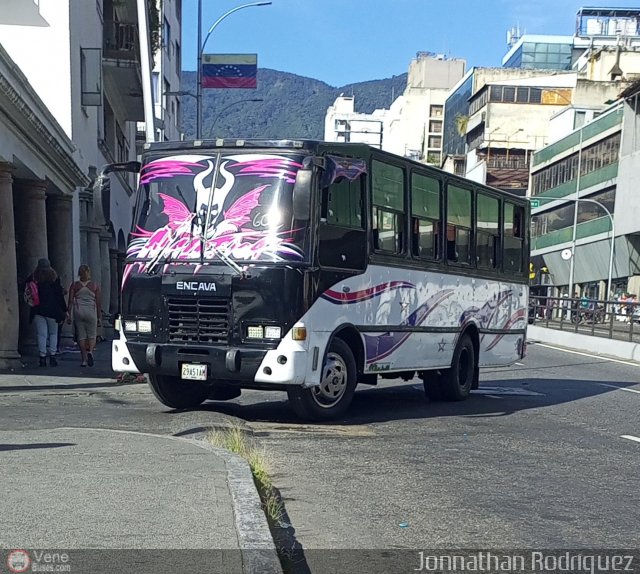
[181,363,207,381]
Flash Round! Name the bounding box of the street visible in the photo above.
[1,342,639,572]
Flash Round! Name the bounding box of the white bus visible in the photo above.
[109,139,530,420]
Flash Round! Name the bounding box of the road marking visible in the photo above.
[473,386,543,397]
[598,383,640,395]
[515,362,524,366]
[484,394,505,400]
[533,342,640,367]
[621,435,640,444]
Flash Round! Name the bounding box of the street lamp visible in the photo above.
[196,1,272,139]
[209,98,263,137]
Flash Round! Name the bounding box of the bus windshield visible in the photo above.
[129,152,310,269]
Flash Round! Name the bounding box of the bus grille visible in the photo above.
[167,297,230,344]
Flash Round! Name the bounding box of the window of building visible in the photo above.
[175,42,181,77]
[163,18,171,54]
[447,184,472,265]
[429,120,442,133]
[428,135,442,149]
[476,194,499,269]
[430,105,443,117]
[372,160,405,254]
[411,172,440,259]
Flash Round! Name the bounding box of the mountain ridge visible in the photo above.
[180,68,407,140]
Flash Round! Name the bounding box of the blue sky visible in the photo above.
[181,1,640,86]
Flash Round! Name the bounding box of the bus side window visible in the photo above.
[446,184,472,265]
[411,172,440,260]
[372,159,405,255]
[504,202,525,272]
[476,193,500,269]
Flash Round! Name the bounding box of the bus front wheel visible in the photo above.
[148,374,209,409]
[287,339,357,421]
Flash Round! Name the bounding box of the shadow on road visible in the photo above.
[0,442,75,452]
[185,376,632,426]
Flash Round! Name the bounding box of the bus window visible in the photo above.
[372,160,405,254]
[446,184,472,265]
[504,202,524,272]
[319,172,366,270]
[411,172,440,260]
[476,193,499,269]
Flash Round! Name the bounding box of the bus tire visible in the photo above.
[287,338,357,421]
[421,370,444,401]
[439,334,475,401]
[148,374,209,409]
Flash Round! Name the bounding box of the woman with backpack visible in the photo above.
[67,264,102,367]
[26,258,67,367]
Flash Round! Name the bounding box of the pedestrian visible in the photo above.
[26,258,67,367]
[66,264,102,367]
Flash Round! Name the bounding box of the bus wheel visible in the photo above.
[287,339,357,421]
[148,374,209,409]
[440,334,475,401]
[421,370,444,401]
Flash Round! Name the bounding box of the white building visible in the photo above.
[324,53,465,165]
[0,0,179,365]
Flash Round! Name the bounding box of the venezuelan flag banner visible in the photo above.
[202,53,257,89]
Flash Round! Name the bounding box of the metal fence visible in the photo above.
[529,295,640,343]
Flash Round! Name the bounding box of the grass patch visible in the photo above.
[208,425,284,525]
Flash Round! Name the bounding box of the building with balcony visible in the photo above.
[0,0,178,365]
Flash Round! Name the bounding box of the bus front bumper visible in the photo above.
[113,339,307,386]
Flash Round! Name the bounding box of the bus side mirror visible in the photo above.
[292,168,312,221]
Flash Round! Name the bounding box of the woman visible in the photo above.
[67,264,102,367]
[29,258,66,367]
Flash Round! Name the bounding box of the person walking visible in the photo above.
[66,264,102,367]
[28,258,67,366]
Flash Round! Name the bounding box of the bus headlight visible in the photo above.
[246,325,282,340]
[137,320,152,333]
[264,326,282,339]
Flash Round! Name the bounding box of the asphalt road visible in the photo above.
[1,343,639,572]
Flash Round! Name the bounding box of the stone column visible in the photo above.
[109,248,119,316]
[99,229,111,316]
[0,163,21,368]
[116,251,126,314]
[79,189,92,264]
[13,178,48,354]
[46,193,74,346]
[87,226,102,290]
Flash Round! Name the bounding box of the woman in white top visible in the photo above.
[67,264,102,367]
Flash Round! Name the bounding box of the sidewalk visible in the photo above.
[0,346,282,573]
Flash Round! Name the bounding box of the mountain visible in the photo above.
[179,69,407,140]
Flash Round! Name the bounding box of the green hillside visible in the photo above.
[179,69,407,140]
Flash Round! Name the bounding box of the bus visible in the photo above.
[107,139,529,420]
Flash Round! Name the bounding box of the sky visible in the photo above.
[181,0,640,87]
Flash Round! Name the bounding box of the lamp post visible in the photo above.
[209,98,263,137]
[196,1,271,139]
[486,126,500,165]
[533,195,615,301]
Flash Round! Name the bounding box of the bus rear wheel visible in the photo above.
[287,338,357,421]
[440,334,476,401]
[148,374,209,409]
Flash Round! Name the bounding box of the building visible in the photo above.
[529,80,640,301]
[324,53,465,165]
[0,0,179,367]
[442,67,590,195]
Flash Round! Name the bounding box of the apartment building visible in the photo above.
[324,53,465,165]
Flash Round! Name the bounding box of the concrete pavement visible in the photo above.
[0,344,282,574]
